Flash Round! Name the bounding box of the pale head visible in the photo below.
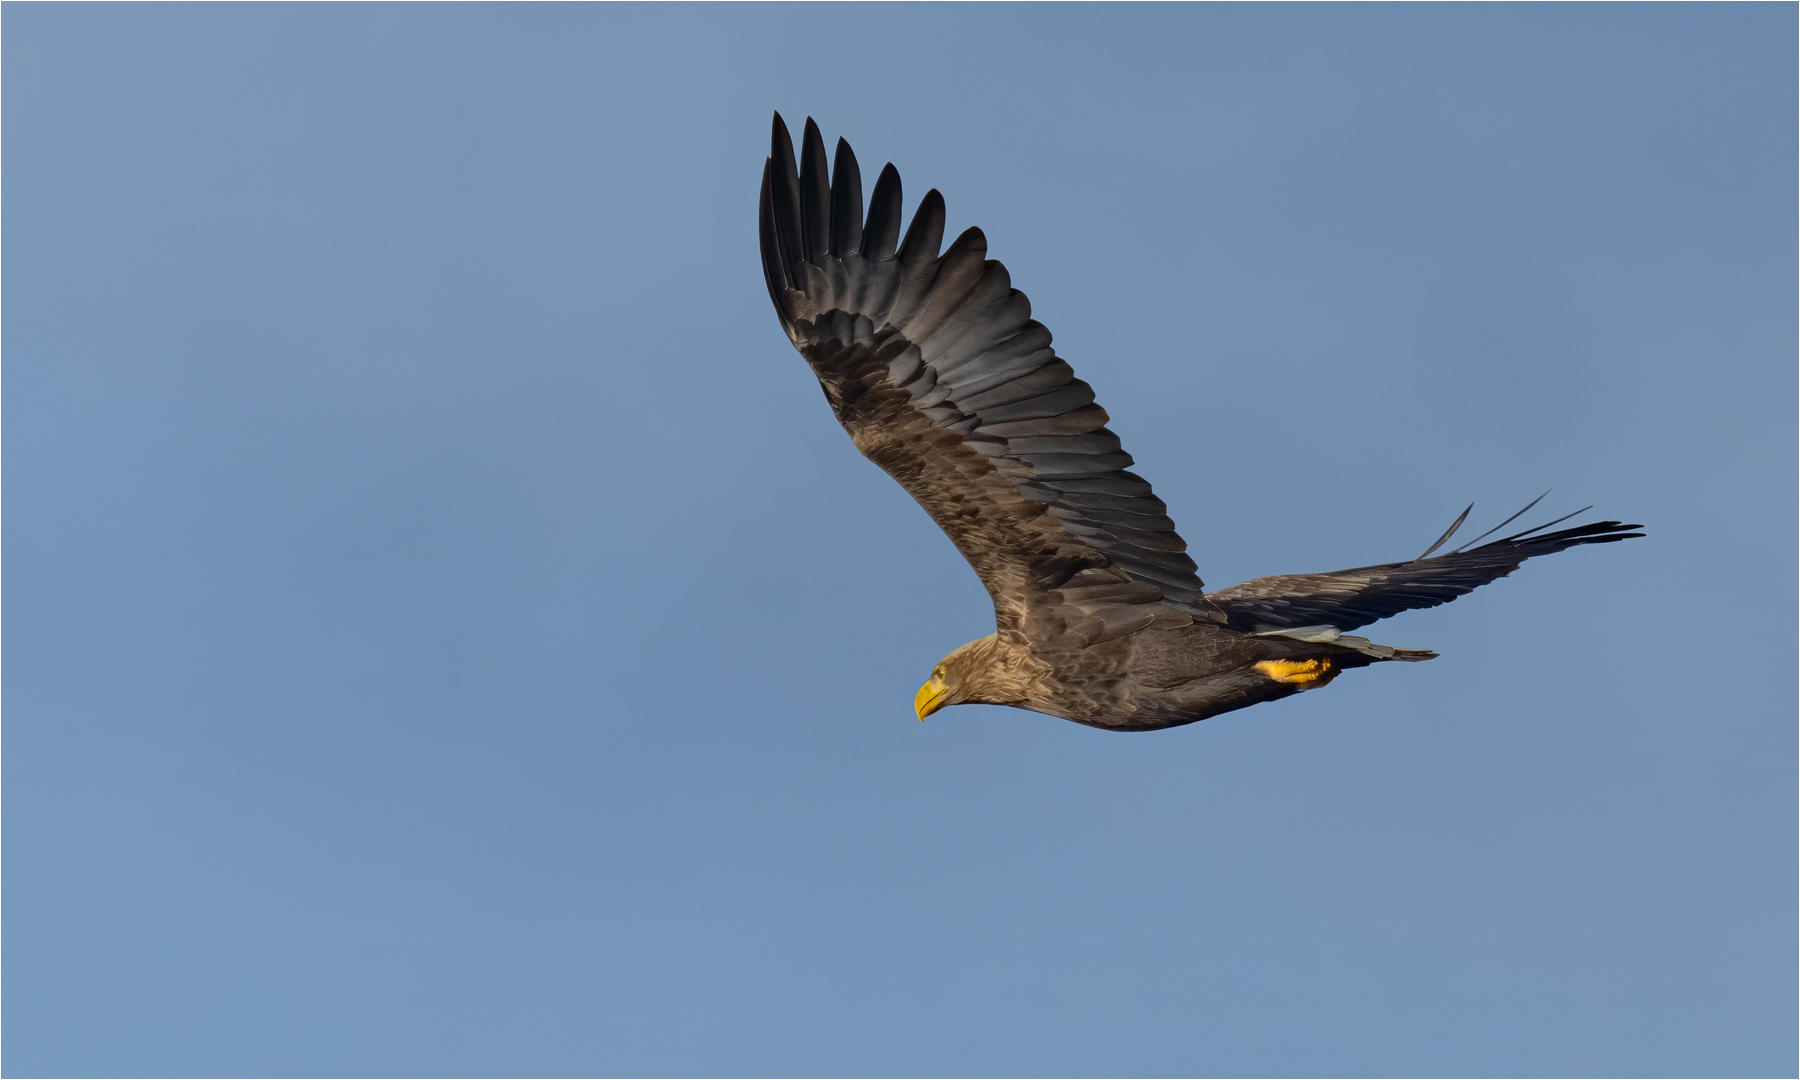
[913,633,1048,720]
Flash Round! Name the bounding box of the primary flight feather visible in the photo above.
[759,114,1642,732]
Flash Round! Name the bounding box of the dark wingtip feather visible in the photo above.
[943,225,989,259]
[1474,517,1646,554]
[1495,506,1593,544]
[898,188,946,265]
[863,163,903,261]
[758,159,791,321]
[799,118,831,264]
[830,137,864,257]
[1525,519,1642,543]
[767,113,802,287]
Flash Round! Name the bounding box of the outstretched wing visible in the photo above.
[759,114,1221,643]
[1209,516,1644,635]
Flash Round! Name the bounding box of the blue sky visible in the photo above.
[7,5,1793,1077]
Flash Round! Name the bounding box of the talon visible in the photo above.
[1255,658,1338,688]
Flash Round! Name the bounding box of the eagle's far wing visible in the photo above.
[760,115,1222,644]
[1208,518,1644,635]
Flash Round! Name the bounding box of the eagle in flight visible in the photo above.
[758,114,1642,732]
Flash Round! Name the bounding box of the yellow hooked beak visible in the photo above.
[914,676,950,721]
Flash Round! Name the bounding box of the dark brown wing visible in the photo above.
[1209,518,1644,634]
[759,115,1221,643]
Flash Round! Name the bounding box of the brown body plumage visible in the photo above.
[760,115,1641,732]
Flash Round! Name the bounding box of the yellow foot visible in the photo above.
[1254,658,1338,688]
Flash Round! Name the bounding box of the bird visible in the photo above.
[757,114,1642,733]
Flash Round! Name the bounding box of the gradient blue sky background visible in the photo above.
[7,5,1793,1078]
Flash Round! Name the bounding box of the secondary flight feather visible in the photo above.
[759,114,1642,732]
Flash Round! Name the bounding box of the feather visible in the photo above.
[799,118,831,265]
[1445,490,1548,554]
[900,232,989,345]
[1016,450,1136,476]
[896,189,946,267]
[830,137,863,257]
[757,163,791,317]
[954,355,1071,410]
[1082,608,1160,646]
[768,114,804,287]
[863,163,903,261]
[922,268,1026,371]
[1048,505,1179,533]
[1086,523,1186,553]
[1047,473,1155,496]
[1495,507,1594,543]
[1003,432,1123,455]
[883,189,947,331]
[1049,490,1169,514]
[975,405,1111,438]
[936,336,1057,399]
[975,382,1098,425]
[1414,503,1473,562]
